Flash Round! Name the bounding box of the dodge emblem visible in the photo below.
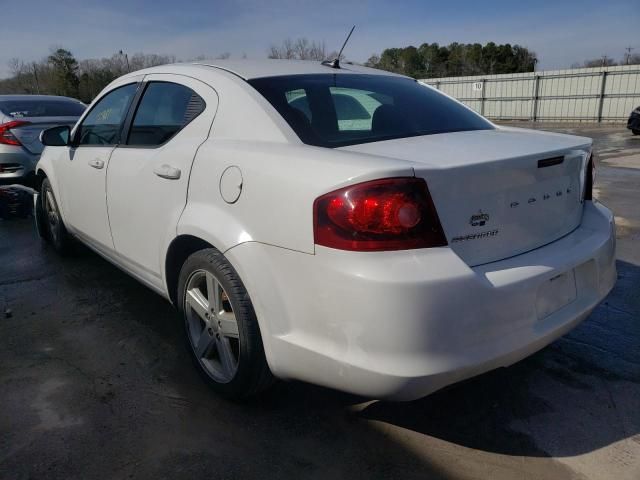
[470,210,490,227]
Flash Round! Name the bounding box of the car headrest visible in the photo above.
[284,106,319,144]
[371,104,408,135]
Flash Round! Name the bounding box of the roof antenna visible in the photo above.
[322,25,355,69]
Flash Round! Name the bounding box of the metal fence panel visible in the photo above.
[422,65,640,123]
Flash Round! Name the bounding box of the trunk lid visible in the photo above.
[8,117,79,155]
[340,127,592,266]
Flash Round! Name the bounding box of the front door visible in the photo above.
[60,80,140,250]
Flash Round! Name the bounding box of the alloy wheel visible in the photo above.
[184,269,240,383]
[44,189,60,242]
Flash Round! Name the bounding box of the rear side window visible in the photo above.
[127,82,205,146]
[249,74,493,148]
[0,99,85,118]
[76,83,138,146]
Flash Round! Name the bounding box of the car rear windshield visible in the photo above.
[248,74,493,148]
[0,99,85,119]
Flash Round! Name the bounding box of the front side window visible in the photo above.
[76,83,138,146]
[127,82,205,146]
[250,74,493,148]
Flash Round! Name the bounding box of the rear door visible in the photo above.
[58,81,140,249]
[106,74,218,285]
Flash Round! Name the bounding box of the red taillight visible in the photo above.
[584,154,595,201]
[0,120,30,146]
[314,177,447,251]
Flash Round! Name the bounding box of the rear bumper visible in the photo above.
[226,201,616,400]
[0,145,39,184]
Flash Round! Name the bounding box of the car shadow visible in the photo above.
[2,219,453,479]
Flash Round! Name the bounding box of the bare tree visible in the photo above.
[268,38,327,60]
[3,58,44,94]
[8,58,26,76]
[267,46,281,59]
[294,38,310,59]
[268,38,296,59]
[364,54,380,67]
[216,52,231,59]
[308,41,327,61]
[128,53,175,70]
[583,56,617,67]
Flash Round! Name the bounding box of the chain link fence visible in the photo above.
[421,65,640,123]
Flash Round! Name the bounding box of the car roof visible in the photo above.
[127,59,408,81]
[0,94,84,103]
[193,59,407,80]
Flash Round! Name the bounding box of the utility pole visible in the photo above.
[624,46,634,65]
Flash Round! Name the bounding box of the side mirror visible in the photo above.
[40,126,71,146]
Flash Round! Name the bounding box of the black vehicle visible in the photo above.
[628,105,640,135]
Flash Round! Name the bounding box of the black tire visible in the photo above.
[34,185,49,238]
[632,129,640,135]
[177,248,274,399]
[39,178,71,253]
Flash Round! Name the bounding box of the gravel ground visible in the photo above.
[1,124,639,480]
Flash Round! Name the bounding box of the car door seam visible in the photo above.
[177,81,220,238]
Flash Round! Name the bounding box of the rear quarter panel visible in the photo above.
[178,140,416,254]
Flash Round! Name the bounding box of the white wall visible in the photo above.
[421,65,640,122]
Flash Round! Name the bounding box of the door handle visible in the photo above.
[89,158,104,169]
[153,164,181,180]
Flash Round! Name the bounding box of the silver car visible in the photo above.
[0,95,85,185]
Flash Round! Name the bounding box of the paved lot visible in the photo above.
[1,125,639,480]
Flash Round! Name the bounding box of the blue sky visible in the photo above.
[2,0,638,77]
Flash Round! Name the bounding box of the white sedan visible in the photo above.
[35,60,616,400]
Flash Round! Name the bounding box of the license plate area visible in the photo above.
[536,270,577,319]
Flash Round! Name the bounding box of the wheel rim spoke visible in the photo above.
[196,328,215,357]
[217,337,237,377]
[45,191,55,211]
[205,273,221,314]
[218,311,239,338]
[185,288,209,322]
[45,191,58,227]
